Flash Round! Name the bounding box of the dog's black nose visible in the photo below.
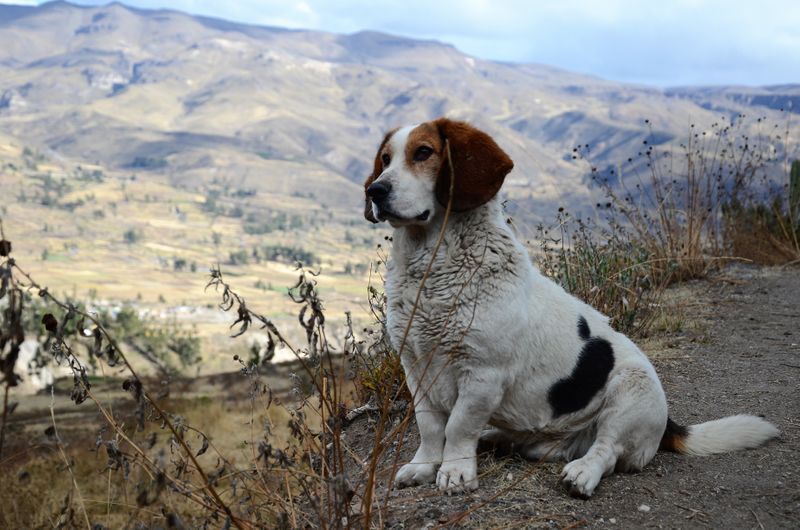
[367,181,391,203]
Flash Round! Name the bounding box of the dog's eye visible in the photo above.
[381,153,391,166]
[413,146,433,162]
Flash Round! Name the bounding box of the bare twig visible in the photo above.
[750,508,765,530]
[50,386,92,530]
[361,139,458,525]
[0,384,9,459]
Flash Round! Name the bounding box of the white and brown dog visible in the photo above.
[363,118,779,497]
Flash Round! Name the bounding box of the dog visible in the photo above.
[362,117,779,497]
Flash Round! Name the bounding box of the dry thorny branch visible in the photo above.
[2,229,252,527]
[1,223,429,527]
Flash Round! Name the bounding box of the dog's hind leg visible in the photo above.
[479,428,585,463]
[561,367,667,498]
[523,427,597,463]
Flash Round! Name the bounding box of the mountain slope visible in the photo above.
[0,1,797,374]
[2,1,795,219]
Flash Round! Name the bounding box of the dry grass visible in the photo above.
[577,114,798,281]
[1,249,393,528]
[723,158,800,264]
[537,211,667,337]
[537,115,798,341]
[0,395,302,529]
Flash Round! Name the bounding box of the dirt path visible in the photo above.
[349,266,800,528]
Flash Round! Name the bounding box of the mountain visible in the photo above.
[0,1,797,374]
[2,1,796,219]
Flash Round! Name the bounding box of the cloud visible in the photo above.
[34,1,800,86]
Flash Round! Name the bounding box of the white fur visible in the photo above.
[376,124,780,498]
[680,415,780,456]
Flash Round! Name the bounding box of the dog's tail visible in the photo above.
[659,415,779,456]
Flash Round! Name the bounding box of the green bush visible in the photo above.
[260,245,317,266]
[129,156,167,170]
[123,228,143,244]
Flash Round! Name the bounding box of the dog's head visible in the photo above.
[363,118,514,227]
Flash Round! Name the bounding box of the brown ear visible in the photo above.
[363,129,396,223]
[434,118,514,211]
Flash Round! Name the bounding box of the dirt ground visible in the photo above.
[346,265,800,529]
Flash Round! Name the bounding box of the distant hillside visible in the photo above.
[1,1,797,219]
[0,1,797,375]
[665,85,800,114]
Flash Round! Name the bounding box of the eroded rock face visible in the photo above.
[81,67,128,92]
[0,89,27,112]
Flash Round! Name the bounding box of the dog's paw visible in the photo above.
[561,458,603,498]
[436,458,478,494]
[394,462,437,488]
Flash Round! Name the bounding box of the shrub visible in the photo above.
[129,156,167,170]
[97,306,201,371]
[227,249,249,265]
[259,245,318,266]
[242,221,273,235]
[0,220,412,528]
[577,114,797,280]
[201,189,221,214]
[537,210,667,337]
[722,158,800,264]
[123,228,142,244]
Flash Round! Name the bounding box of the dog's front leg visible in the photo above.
[437,372,504,493]
[395,372,447,487]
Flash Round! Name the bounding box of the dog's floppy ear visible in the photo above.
[363,129,396,223]
[434,118,514,211]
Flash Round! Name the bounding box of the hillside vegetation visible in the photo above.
[1,137,382,371]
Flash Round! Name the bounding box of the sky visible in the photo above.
[4,0,800,87]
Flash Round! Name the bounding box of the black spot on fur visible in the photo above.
[548,319,615,417]
[659,417,689,452]
[577,316,591,341]
[664,417,688,437]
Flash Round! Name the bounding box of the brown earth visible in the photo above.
[345,265,800,529]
